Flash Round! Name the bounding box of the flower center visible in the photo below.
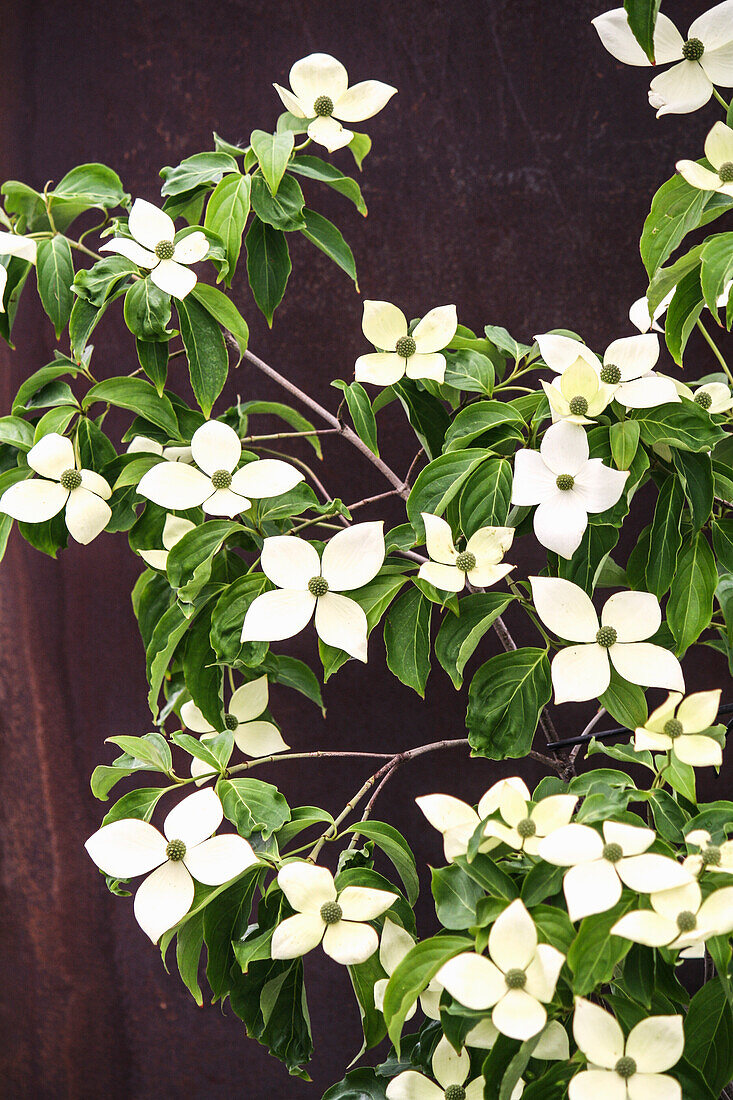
[320,901,342,924]
[677,910,697,933]
[395,335,417,359]
[504,968,527,989]
[603,842,624,864]
[224,712,239,731]
[517,817,537,839]
[568,395,589,416]
[556,473,575,491]
[682,37,705,61]
[166,838,187,861]
[702,845,722,867]
[718,162,733,183]
[313,94,334,117]
[600,363,622,385]
[154,239,175,260]
[664,718,684,739]
[615,1056,637,1080]
[211,469,232,490]
[455,550,476,572]
[308,575,329,597]
[596,626,617,648]
[444,1088,466,1100]
[60,468,82,491]
[694,391,713,410]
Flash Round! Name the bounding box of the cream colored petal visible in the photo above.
[676,158,725,191]
[229,676,268,723]
[271,912,325,959]
[615,374,680,408]
[129,197,175,249]
[610,909,676,946]
[628,1074,680,1100]
[133,860,194,942]
[289,52,349,109]
[676,688,721,733]
[618,854,692,894]
[645,692,683,733]
[609,642,685,693]
[163,788,223,848]
[150,259,196,299]
[421,512,457,564]
[307,115,353,152]
[651,880,701,919]
[432,1035,470,1089]
[418,561,465,592]
[563,860,621,922]
[272,83,307,117]
[436,952,505,1010]
[321,521,385,591]
[180,699,216,734]
[569,1070,627,1100]
[415,794,478,835]
[591,9,682,65]
[634,729,673,753]
[234,721,289,758]
[261,534,320,589]
[333,80,397,122]
[537,823,603,866]
[603,820,655,856]
[534,333,601,374]
[191,419,241,476]
[139,548,169,570]
[478,778,531,819]
[411,305,458,354]
[64,487,111,544]
[605,334,659,382]
[534,1020,570,1060]
[173,231,208,265]
[540,420,589,476]
[551,644,610,704]
[531,794,578,836]
[529,576,599,642]
[492,989,546,1041]
[84,818,167,879]
[602,590,660,642]
[385,1071,442,1100]
[338,885,396,921]
[231,458,303,499]
[354,352,406,386]
[99,237,158,267]
[467,562,514,588]
[79,469,112,500]
[405,352,446,383]
[489,900,537,970]
[137,462,212,509]
[626,1014,684,1074]
[0,479,68,523]
[533,491,588,559]
[203,487,250,517]
[28,432,75,479]
[511,449,558,506]
[523,943,565,1002]
[648,60,713,117]
[278,861,336,914]
[697,886,733,935]
[674,734,722,767]
[379,917,414,976]
[572,997,624,1068]
[240,589,316,643]
[689,1,733,51]
[315,592,368,661]
[322,919,378,965]
[572,460,628,515]
[0,230,38,262]
[465,1017,500,1050]
[361,300,408,350]
[184,834,258,885]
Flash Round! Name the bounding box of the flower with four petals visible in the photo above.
[481,785,578,854]
[611,878,733,956]
[385,1035,487,1100]
[416,777,531,862]
[355,300,457,386]
[634,689,723,768]
[100,198,208,299]
[418,512,514,592]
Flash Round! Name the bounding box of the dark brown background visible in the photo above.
[0,1,730,1097]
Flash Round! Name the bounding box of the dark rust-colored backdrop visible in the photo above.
[0,2,730,1097]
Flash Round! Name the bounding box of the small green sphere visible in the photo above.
[211,469,233,490]
[320,901,342,924]
[568,395,589,416]
[444,1087,466,1100]
[603,842,624,864]
[596,625,617,648]
[395,335,417,359]
[694,390,713,410]
[615,1056,637,1080]
[517,817,537,839]
[504,968,527,989]
[60,468,82,491]
[455,550,477,573]
[718,162,733,183]
[166,838,187,861]
[600,363,621,385]
[682,37,704,61]
[154,239,175,260]
[308,575,329,597]
[702,845,722,867]
[556,473,575,491]
[313,95,334,117]
[677,910,697,933]
[664,718,684,739]
[224,712,239,731]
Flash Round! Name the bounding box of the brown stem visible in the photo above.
[347,488,403,511]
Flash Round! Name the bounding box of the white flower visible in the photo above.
[416,777,531,862]
[536,332,679,409]
[183,675,289,784]
[542,356,615,424]
[100,198,208,299]
[677,120,733,194]
[386,1035,485,1100]
[634,689,723,768]
[530,577,685,703]
[592,3,733,117]
[270,861,396,965]
[354,300,458,386]
[137,420,303,518]
[418,513,514,592]
[570,998,684,1100]
[629,291,674,333]
[676,379,733,414]
[127,436,193,463]
[0,432,112,545]
[373,918,441,1021]
[436,899,565,1041]
[537,820,693,922]
[273,53,397,152]
[241,521,385,662]
[84,788,258,942]
[611,878,733,955]
[0,231,37,313]
[512,422,628,559]
[481,785,578,854]
[139,514,195,571]
[466,1017,570,1061]
[683,829,733,878]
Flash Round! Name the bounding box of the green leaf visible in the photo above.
[431,863,484,929]
[599,668,648,728]
[443,400,524,453]
[83,376,179,437]
[251,173,305,231]
[435,592,515,689]
[204,172,251,285]
[712,516,733,572]
[383,587,432,697]
[331,380,378,456]
[630,401,725,453]
[644,476,685,597]
[466,648,552,760]
[72,255,137,306]
[667,532,717,654]
[700,231,733,315]
[348,950,388,1057]
[610,420,640,470]
[105,733,173,774]
[457,852,518,901]
[245,217,291,326]
[101,785,168,825]
[183,604,224,728]
[160,151,239,196]
[640,173,733,277]
[623,0,662,61]
[300,208,358,286]
[484,324,530,361]
[204,871,260,1000]
[393,380,450,460]
[443,349,495,395]
[146,603,190,718]
[250,129,294,195]
[458,457,512,537]
[0,415,34,451]
[52,162,129,211]
[671,449,714,531]
[684,978,733,1094]
[188,282,248,356]
[210,573,268,666]
[347,132,371,170]
[123,278,172,341]
[288,155,367,215]
[135,338,168,395]
[69,296,103,359]
[175,910,205,1006]
[407,450,492,540]
[237,399,321,457]
[217,777,291,839]
[167,520,246,603]
[322,1069,388,1099]
[383,935,472,1051]
[343,820,419,904]
[665,266,704,364]
[567,899,633,995]
[175,295,229,416]
[36,236,74,337]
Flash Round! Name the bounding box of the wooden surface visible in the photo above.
[0,1,730,1096]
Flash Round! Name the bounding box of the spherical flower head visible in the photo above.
[615,1055,637,1079]
[312,94,334,117]
[664,718,683,739]
[223,712,239,731]
[682,37,704,61]
[154,239,175,260]
[676,910,697,933]
[308,575,329,596]
[596,625,617,648]
[211,468,233,490]
[165,838,186,861]
[320,901,342,924]
[719,162,733,183]
[455,550,476,572]
[444,1087,466,1100]
[555,474,574,491]
[694,390,713,409]
[602,842,624,863]
[702,845,722,867]
[568,395,588,416]
[395,335,416,359]
[600,363,622,385]
[60,468,82,490]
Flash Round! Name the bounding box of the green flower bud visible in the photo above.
[308,576,329,597]
[166,839,187,861]
[682,37,704,61]
[517,817,537,839]
[556,474,575,491]
[154,239,175,260]
[504,968,527,989]
[60,468,82,491]
[615,1056,636,1079]
[313,95,334,117]
[664,718,683,739]
[603,842,623,864]
[211,469,233,490]
[224,713,239,731]
[718,162,733,183]
[600,363,621,385]
[568,395,589,416]
[395,335,417,359]
[596,626,617,648]
[676,910,697,933]
[694,391,713,410]
[320,901,342,924]
[455,550,476,572]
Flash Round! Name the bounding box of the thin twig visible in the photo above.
[241,428,339,444]
[347,488,403,511]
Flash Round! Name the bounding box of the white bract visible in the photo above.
[270,861,396,965]
[418,512,514,592]
[513,422,628,559]
[683,829,733,877]
[592,2,733,117]
[84,788,258,942]
[570,998,684,1100]
[139,514,195,571]
[137,420,303,518]
[241,521,385,662]
[466,1016,570,1060]
[542,356,615,424]
[0,432,112,545]
[537,820,693,922]
[100,198,208,299]
[676,379,733,414]
[677,120,733,194]
[127,436,193,463]
[273,53,397,152]
[629,291,674,333]
[634,689,723,768]
[536,331,678,409]
[373,918,441,1021]
[183,674,288,784]
[354,300,458,386]
[385,1035,485,1100]
[436,899,565,1041]
[481,786,578,854]
[416,777,531,862]
[530,577,685,703]
[0,231,37,312]
[611,879,733,955]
